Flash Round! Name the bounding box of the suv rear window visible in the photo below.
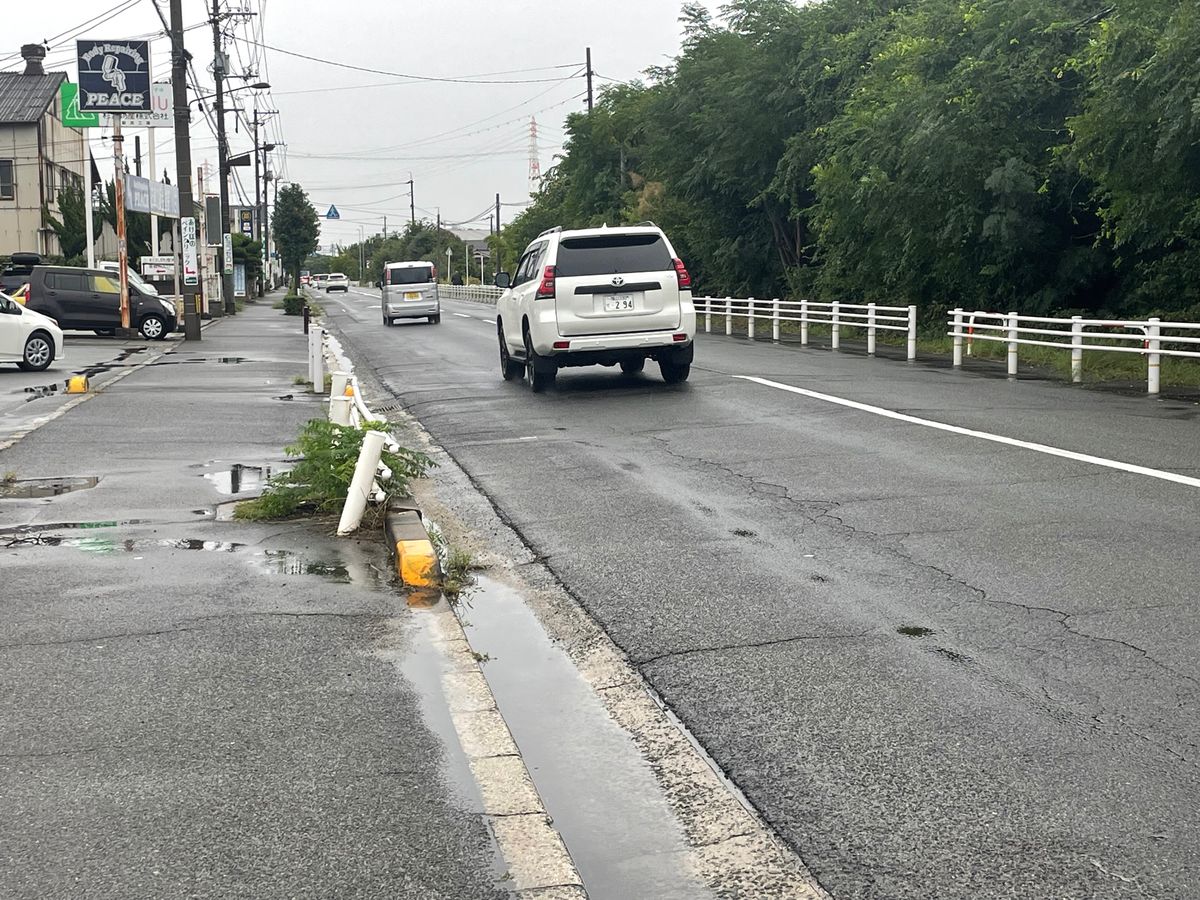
[388,267,432,285]
[554,234,672,277]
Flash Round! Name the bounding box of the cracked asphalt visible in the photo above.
[323,288,1200,899]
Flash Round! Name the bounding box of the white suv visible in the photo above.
[325,273,349,292]
[495,224,695,391]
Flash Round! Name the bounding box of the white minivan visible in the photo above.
[382,261,441,326]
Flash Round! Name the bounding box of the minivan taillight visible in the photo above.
[673,258,692,290]
[430,265,437,280]
[535,265,556,300]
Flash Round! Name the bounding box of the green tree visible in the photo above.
[231,233,263,290]
[46,182,99,263]
[273,184,320,292]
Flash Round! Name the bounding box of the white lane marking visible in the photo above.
[454,313,472,318]
[735,375,1200,490]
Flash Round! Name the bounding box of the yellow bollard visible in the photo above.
[66,375,89,394]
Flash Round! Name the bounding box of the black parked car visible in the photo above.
[26,266,178,340]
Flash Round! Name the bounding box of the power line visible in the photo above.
[239,36,582,85]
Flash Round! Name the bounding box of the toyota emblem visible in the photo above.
[612,276,625,287]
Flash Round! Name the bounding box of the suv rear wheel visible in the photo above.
[524,329,556,393]
[660,359,690,384]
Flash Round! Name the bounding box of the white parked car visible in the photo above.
[0,291,64,371]
[325,273,349,293]
[495,223,695,391]
[382,261,440,325]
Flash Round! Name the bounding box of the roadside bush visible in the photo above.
[235,419,433,521]
[282,293,305,316]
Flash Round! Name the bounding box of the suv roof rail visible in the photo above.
[634,220,657,228]
[536,226,563,238]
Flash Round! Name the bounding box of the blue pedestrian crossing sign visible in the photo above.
[325,205,340,219]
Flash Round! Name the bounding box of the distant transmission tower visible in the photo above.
[528,117,541,190]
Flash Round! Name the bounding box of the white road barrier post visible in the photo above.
[329,396,352,426]
[772,298,780,343]
[329,371,350,400]
[800,298,809,346]
[725,297,733,336]
[867,302,877,356]
[952,309,964,367]
[907,305,918,361]
[1147,317,1161,395]
[1071,316,1083,383]
[831,301,841,350]
[308,327,324,393]
[1007,312,1019,376]
[704,297,711,334]
[338,430,387,535]
[747,298,756,340]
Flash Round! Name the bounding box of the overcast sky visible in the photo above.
[4,0,724,251]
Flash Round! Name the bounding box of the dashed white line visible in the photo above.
[454,313,472,318]
[736,374,1200,490]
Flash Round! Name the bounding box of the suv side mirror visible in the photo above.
[494,272,511,289]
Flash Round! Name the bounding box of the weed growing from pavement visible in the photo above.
[291,375,307,385]
[234,418,433,521]
[442,547,479,600]
[2,471,15,483]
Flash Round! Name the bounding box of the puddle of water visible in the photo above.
[897,625,934,637]
[203,464,270,495]
[457,575,713,900]
[0,476,99,499]
[0,518,150,536]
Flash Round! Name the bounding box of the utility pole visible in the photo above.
[383,215,387,238]
[113,115,131,334]
[495,192,501,276]
[408,174,415,226]
[211,0,233,315]
[585,47,594,113]
[168,0,201,338]
[134,136,142,176]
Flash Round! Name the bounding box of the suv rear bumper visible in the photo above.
[540,330,694,368]
[386,300,439,318]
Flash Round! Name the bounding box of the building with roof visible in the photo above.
[0,44,88,257]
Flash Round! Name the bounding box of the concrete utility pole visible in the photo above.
[170,0,200,338]
[211,0,234,315]
[585,47,594,113]
[494,192,501,276]
[408,175,415,226]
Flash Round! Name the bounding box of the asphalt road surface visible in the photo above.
[323,286,1200,899]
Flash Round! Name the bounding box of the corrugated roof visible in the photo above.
[0,71,65,124]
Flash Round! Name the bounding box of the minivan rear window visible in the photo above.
[388,267,432,285]
[554,234,672,277]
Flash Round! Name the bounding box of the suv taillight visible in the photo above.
[430,266,437,280]
[535,265,556,300]
[673,258,692,290]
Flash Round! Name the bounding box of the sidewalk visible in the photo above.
[0,301,507,899]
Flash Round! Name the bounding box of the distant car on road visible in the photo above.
[381,261,440,326]
[0,290,63,371]
[495,223,695,391]
[26,266,177,340]
[299,274,310,286]
[325,273,349,293]
[310,274,329,290]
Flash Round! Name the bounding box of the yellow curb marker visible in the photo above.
[396,538,440,587]
[66,375,89,394]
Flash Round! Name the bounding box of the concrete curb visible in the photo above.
[383,498,441,587]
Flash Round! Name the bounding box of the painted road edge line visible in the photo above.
[735,375,1200,490]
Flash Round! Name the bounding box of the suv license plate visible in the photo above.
[604,294,634,312]
[404,292,421,300]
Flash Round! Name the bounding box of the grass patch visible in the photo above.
[234,419,433,521]
[442,547,479,599]
[2,471,16,483]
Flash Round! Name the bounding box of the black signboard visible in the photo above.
[76,40,152,112]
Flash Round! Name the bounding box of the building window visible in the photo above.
[45,163,55,199]
[0,160,13,201]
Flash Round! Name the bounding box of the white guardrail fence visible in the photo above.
[431,286,1194,394]
[948,309,1200,395]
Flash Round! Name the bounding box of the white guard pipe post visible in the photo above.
[1071,316,1083,383]
[907,305,918,361]
[705,298,711,334]
[338,430,387,535]
[1007,312,1019,376]
[329,371,350,400]
[747,298,755,340]
[831,301,841,351]
[725,297,732,336]
[329,396,352,426]
[772,299,780,343]
[952,308,964,367]
[1147,317,1161,395]
[800,298,809,346]
[867,302,877,356]
[308,327,324,393]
